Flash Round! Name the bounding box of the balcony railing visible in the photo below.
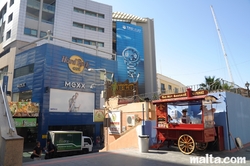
[43,3,55,13]
[27,0,40,9]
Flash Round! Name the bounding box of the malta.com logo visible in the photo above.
[190,154,246,164]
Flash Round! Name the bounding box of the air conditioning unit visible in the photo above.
[127,115,136,126]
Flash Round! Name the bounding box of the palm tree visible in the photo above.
[199,76,222,91]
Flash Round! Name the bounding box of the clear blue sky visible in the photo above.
[95,0,250,88]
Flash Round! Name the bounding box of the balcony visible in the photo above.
[43,3,55,13]
[27,0,40,10]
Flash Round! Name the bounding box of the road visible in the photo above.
[23,146,250,166]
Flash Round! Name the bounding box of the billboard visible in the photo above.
[14,118,37,127]
[116,22,145,94]
[49,89,94,113]
[9,102,40,117]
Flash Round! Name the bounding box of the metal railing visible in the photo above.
[115,79,247,103]
[0,84,15,136]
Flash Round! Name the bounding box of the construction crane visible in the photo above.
[210,5,234,84]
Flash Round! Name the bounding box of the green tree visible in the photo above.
[199,76,222,91]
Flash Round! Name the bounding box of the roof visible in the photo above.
[112,12,148,23]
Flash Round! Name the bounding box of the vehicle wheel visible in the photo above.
[82,148,89,154]
[178,134,195,155]
[195,142,208,151]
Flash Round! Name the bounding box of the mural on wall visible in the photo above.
[116,22,145,94]
[49,88,94,113]
[9,101,40,117]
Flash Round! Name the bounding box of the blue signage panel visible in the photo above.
[116,22,145,94]
[2,75,8,92]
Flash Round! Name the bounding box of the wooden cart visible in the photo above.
[152,88,219,154]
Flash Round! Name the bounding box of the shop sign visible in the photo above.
[93,109,105,122]
[64,81,85,89]
[14,118,36,127]
[61,55,89,74]
[108,110,121,135]
[9,102,39,117]
[17,83,26,88]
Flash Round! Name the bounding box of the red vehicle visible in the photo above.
[152,88,219,154]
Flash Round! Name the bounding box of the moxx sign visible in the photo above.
[64,81,85,89]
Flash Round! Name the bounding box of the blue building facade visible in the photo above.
[12,43,117,146]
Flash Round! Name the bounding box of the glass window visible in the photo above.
[84,138,92,145]
[24,28,37,37]
[85,25,96,31]
[40,31,47,38]
[90,41,96,46]
[73,7,84,14]
[168,85,172,90]
[84,40,90,45]
[72,37,83,43]
[10,0,14,7]
[161,83,165,93]
[97,42,104,47]
[6,30,11,40]
[8,13,13,23]
[0,66,8,80]
[14,64,34,78]
[85,10,97,17]
[97,27,104,33]
[98,14,104,18]
[73,22,83,28]
[174,88,179,93]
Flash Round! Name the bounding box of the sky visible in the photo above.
[94,0,250,88]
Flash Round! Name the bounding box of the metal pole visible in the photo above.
[142,103,145,135]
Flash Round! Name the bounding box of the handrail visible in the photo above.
[0,83,15,136]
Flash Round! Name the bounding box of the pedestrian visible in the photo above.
[30,141,42,160]
[44,139,55,159]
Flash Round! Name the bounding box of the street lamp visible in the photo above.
[245,82,249,97]
[131,73,140,101]
[88,68,109,150]
[88,68,107,100]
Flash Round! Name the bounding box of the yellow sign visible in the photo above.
[62,55,87,74]
[93,109,105,122]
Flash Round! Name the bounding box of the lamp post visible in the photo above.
[245,82,249,97]
[131,73,140,101]
[88,68,108,150]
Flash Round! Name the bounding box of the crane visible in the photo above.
[210,5,234,84]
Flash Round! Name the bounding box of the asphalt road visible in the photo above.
[23,146,250,166]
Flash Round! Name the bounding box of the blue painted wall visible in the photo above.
[13,44,117,146]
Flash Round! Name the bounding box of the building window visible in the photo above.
[40,31,47,38]
[85,24,96,31]
[73,7,84,14]
[72,37,83,43]
[10,0,14,7]
[24,27,37,37]
[161,83,165,94]
[8,13,13,23]
[168,85,172,91]
[174,88,179,93]
[14,64,34,78]
[97,42,104,47]
[6,30,11,40]
[85,10,97,17]
[97,27,104,33]
[98,14,104,18]
[73,7,105,19]
[73,22,83,28]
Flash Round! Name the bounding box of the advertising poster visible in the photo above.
[9,102,40,117]
[93,109,105,122]
[108,110,121,135]
[14,118,37,127]
[116,22,145,94]
[49,89,94,113]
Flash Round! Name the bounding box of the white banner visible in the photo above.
[49,88,94,113]
[108,110,121,134]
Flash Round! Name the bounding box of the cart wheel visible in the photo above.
[178,134,195,155]
[195,142,208,151]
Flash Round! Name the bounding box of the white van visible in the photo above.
[82,136,93,153]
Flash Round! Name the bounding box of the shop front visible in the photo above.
[11,43,117,147]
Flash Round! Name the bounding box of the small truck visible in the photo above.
[47,131,93,156]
